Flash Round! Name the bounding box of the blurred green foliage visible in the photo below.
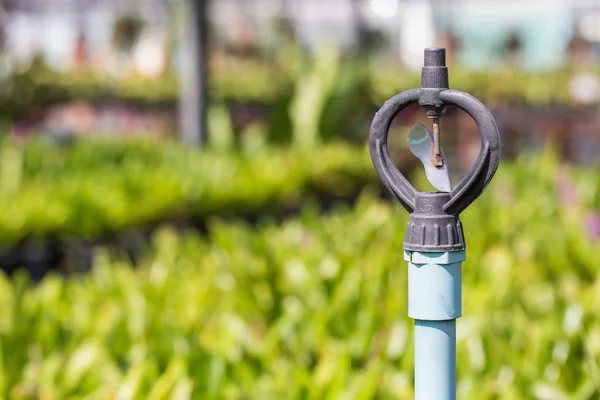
[3,55,595,141]
[6,58,595,109]
[369,66,585,107]
[0,138,378,246]
[0,150,599,398]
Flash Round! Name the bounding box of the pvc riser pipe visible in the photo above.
[414,320,456,400]
[404,250,465,400]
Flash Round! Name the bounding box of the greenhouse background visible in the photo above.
[0,0,597,398]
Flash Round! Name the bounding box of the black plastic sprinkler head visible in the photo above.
[369,48,500,252]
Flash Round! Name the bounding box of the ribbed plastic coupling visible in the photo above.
[403,192,466,252]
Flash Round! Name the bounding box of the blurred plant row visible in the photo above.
[0,149,599,399]
[0,138,382,247]
[3,50,598,137]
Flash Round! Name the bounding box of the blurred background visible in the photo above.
[0,0,598,399]
[1,0,599,162]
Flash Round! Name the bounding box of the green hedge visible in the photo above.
[0,59,291,120]
[2,57,598,122]
[370,67,590,107]
[0,139,378,246]
[0,150,599,398]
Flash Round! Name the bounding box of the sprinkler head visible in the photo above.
[369,48,500,252]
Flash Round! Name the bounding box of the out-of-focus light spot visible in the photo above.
[398,0,434,70]
[568,73,600,104]
[133,35,166,78]
[370,0,398,19]
[579,13,600,42]
[386,322,408,358]
[562,304,583,336]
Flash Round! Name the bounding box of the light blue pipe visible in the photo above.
[404,250,466,400]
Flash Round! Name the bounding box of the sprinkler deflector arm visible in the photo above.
[368,48,500,400]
